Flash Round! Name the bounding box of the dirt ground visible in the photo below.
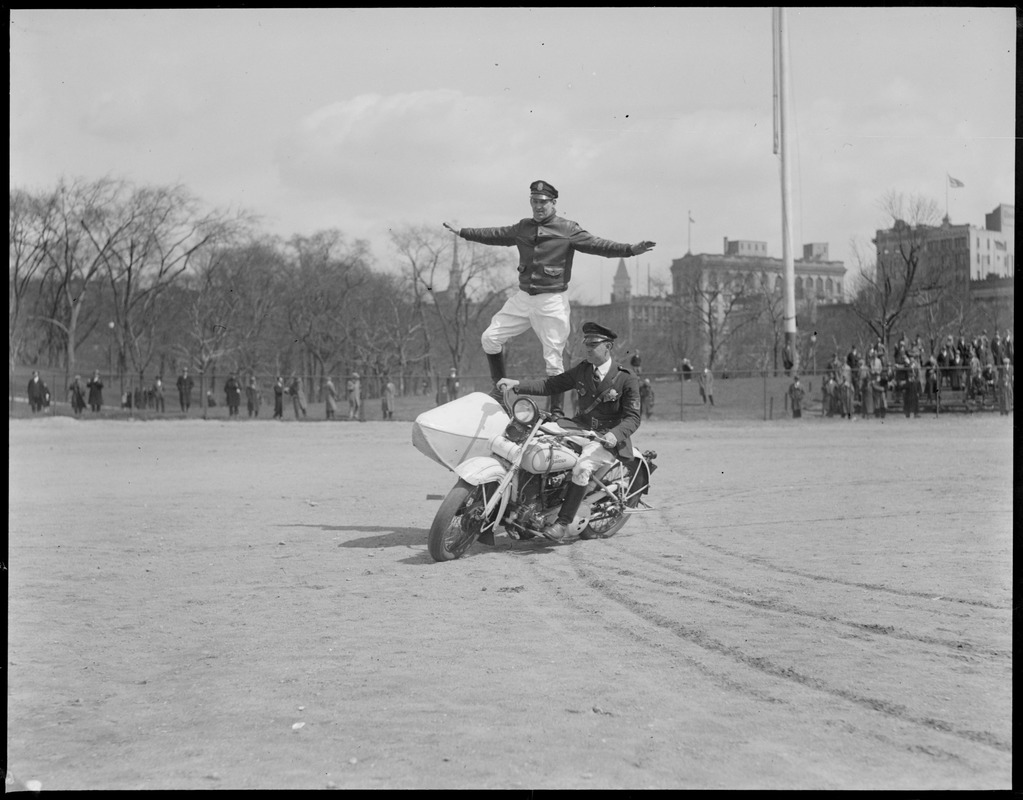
[6,413,1013,790]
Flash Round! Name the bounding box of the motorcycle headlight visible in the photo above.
[512,397,539,425]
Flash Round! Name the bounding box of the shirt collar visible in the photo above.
[593,358,613,381]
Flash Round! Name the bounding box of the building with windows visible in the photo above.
[871,203,1013,329]
[669,238,846,367]
[874,203,1013,285]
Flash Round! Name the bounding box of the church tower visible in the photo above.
[610,258,631,304]
[449,235,463,293]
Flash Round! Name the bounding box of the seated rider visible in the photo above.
[497,321,641,542]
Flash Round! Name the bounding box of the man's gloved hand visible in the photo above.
[631,241,656,255]
[496,378,520,393]
[599,431,617,449]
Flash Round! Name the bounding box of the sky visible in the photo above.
[10,8,1016,305]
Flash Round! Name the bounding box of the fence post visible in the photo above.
[763,368,768,421]
[679,372,684,421]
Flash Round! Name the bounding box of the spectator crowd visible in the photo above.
[816,329,1013,419]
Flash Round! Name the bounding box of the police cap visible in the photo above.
[581,321,617,343]
[529,180,558,199]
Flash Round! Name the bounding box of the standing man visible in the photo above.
[245,376,261,418]
[27,370,48,413]
[287,375,307,419]
[224,373,242,417]
[788,375,805,418]
[324,377,338,420]
[152,376,165,413]
[699,368,715,406]
[497,322,641,542]
[272,376,285,420]
[176,367,194,414]
[639,378,655,419]
[87,370,104,413]
[382,376,396,420]
[443,179,655,417]
[445,367,460,402]
[347,372,362,421]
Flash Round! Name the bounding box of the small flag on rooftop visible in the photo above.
[948,174,965,188]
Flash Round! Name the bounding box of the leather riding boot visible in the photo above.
[543,482,587,541]
[486,351,506,402]
[548,392,565,419]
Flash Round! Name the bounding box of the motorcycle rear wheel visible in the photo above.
[581,469,649,539]
[428,479,493,562]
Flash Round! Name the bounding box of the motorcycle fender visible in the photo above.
[453,456,507,486]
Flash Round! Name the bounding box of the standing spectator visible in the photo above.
[997,358,1013,415]
[839,363,854,419]
[630,350,642,376]
[224,373,242,417]
[27,370,49,413]
[245,376,261,418]
[788,375,805,418]
[680,358,693,381]
[698,368,715,405]
[324,377,339,420]
[87,370,104,413]
[639,378,654,419]
[152,376,165,413]
[871,365,888,419]
[860,351,875,417]
[176,367,194,413]
[990,331,1003,366]
[1004,330,1013,365]
[903,356,921,418]
[69,375,87,416]
[347,372,362,421]
[967,350,983,399]
[444,179,655,417]
[272,376,285,420]
[445,367,460,402]
[382,377,396,420]
[822,373,837,417]
[287,375,307,419]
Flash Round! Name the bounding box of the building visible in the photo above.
[669,238,846,367]
[872,203,1013,328]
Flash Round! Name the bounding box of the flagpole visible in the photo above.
[687,210,692,254]
[774,7,798,375]
[945,174,949,219]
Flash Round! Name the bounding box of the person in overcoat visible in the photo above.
[87,370,104,412]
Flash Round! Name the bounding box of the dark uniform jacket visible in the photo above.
[515,360,642,456]
[459,214,635,296]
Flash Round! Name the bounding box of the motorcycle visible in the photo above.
[412,391,657,562]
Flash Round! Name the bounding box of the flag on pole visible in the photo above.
[948,174,965,188]
[689,213,695,224]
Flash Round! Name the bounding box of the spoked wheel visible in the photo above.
[580,468,649,540]
[428,479,496,562]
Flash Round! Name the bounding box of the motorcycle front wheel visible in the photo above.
[581,468,649,540]
[428,479,495,562]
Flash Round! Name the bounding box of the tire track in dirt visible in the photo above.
[612,546,1009,658]
[564,548,1010,753]
[649,500,1006,611]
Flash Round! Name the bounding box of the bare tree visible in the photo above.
[677,270,763,370]
[284,230,375,392]
[390,224,512,388]
[9,189,60,375]
[82,182,252,393]
[848,191,943,349]
[35,177,133,386]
